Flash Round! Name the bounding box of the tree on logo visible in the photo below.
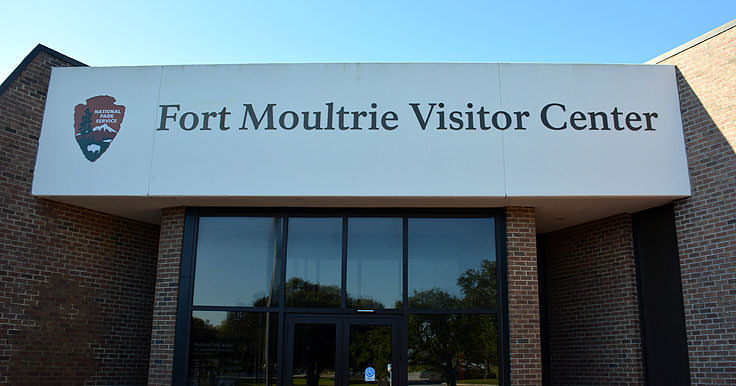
[79,108,93,136]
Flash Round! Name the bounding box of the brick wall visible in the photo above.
[543,214,643,385]
[0,49,161,384]
[148,207,186,385]
[654,24,736,385]
[505,207,542,385]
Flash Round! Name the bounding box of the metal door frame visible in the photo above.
[284,314,402,386]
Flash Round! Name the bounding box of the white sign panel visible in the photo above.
[32,63,690,199]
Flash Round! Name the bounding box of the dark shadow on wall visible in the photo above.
[666,68,736,385]
[537,214,644,386]
[676,64,736,204]
[674,67,736,191]
[632,204,690,386]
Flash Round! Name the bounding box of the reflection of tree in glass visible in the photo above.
[407,259,499,386]
[457,314,498,380]
[282,278,341,308]
[261,277,386,309]
[456,260,498,380]
[293,324,335,386]
[350,325,392,386]
[191,316,217,341]
[408,287,460,309]
[189,313,276,386]
[409,313,460,385]
[458,259,497,308]
[347,296,385,309]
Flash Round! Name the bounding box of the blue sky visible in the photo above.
[1,1,734,81]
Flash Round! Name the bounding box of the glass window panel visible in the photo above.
[408,218,496,309]
[408,313,499,386]
[347,218,403,309]
[349,324,393,386]
[292,323,336,386]
[193,217,282,307]
[285,217,342,307]
[189,311,278,386]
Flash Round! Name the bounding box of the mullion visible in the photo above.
[341,213,348,309]
[406,308,499,314]
[402,214,409,386]
[185,209,504,386]
[278,211,288,386]
[281,212,289,307]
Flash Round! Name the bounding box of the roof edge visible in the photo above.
[647,19,736,64]
[0,44,87,97]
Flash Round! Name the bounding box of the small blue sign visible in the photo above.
[365,366,376,382]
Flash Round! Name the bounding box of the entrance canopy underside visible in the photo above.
[42,195,681,233]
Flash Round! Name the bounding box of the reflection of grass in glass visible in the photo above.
[291,377,336,386]
[206,379,274,386]
[457,380,499,385]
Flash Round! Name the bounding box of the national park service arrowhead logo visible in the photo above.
[74,95,125,162]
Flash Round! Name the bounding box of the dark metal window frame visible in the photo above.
[283,314,402,386]
[173,207,510,386]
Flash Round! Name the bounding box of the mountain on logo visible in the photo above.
[92,123,117,133]
[74,96,126,162]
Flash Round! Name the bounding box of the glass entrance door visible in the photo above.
[285,315,400,386]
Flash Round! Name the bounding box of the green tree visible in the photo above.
[406,259,500,385]
[407,287,460,309]
[281,277,341,308]
[457,259,497,308]
[347,295,385,309]
[293,323,335,386]
[456,259,499,380]
[254,278,342,386]
[349,325,392,386]
[79,108,93,136]
[408,311,460,386]
[406,288,462,386]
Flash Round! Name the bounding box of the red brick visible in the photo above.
[544,215,644,385]
[0,48,160,385]
[505,207,543,385]
[655,24,736,386]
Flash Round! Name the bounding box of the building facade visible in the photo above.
[1,20,733,386]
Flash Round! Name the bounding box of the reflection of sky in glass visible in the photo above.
[408,218,495,301]
[193,217,281,306]
[192,216,496,310]
[194,310,228,326]
[347,218,403,308]
[192,310,277,330]
[286,218,342,289]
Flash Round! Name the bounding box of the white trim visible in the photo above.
[647,19,736,64]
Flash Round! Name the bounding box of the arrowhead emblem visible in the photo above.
[74,95,125,162]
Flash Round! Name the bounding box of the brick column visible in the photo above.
[505,207,542,385]
[148,207,186,385]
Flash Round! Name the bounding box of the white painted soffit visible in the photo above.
[44,195,682,233]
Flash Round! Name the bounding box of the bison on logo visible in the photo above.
[74,95,125,162]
